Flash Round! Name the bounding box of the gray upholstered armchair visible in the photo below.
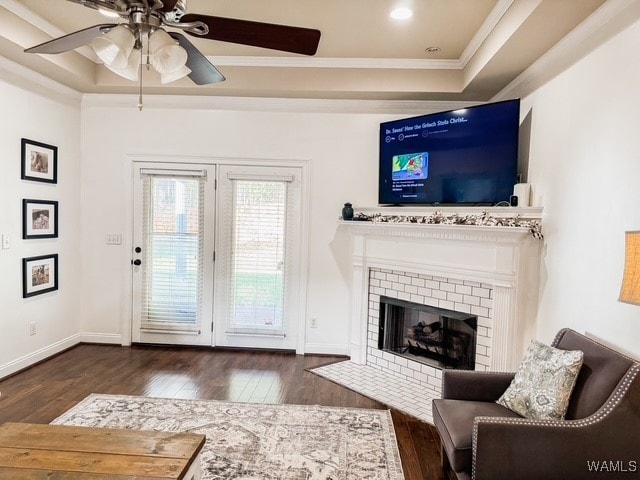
[432,328,640,480]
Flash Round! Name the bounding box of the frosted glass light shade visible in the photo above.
[105,48,140,81]
[149,29,188,74]
[619,231,640,306]
[160,65,191,84]
[92,25,135,69]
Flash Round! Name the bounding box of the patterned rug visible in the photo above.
[53,394,404,480]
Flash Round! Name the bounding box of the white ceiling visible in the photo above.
[0,0,609,101]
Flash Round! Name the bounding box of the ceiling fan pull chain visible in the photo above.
[145,30,151,71]
[138,31,144,111]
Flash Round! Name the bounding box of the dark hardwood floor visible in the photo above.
[0,344,447,480]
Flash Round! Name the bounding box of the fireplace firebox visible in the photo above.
[378,296,477,370]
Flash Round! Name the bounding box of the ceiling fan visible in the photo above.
[24,0,322,87]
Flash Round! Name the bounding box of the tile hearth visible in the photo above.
[311,360,437,424]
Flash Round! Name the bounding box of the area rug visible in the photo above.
[53,394,404,480]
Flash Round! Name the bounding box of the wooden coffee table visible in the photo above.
[0,422,205,479]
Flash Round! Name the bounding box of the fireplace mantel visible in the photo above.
[341,211,543,371]
[339,220,536,244]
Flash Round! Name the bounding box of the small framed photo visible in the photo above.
[22,254,59,298]
[23,199,58,239]
[21,138,58,183]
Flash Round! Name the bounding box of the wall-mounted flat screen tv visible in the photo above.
[378,99,520,205]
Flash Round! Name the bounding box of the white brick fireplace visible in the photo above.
[343,209,543,405]
[366,268,494,399]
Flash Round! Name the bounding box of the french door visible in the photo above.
[214,165,303,350]
[131,161,303,350]
[132,163,216,346]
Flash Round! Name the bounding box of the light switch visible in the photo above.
[105,233,123,245]
[1,234,9,250]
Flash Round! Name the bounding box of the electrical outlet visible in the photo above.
[1,234,9,250]
[310,317,318,328]
[29,322,36,336]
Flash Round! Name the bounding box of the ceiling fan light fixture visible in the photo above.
[24,1,323,98]
[97,7,120,19]
[160,65,191,84]
[149,29,188,74]
[92,25,135,69]
[104,48,140,81]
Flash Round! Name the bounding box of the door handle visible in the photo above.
[132,259,142,266]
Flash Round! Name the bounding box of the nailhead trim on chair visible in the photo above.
[552,329,638,363]
[550,328,569,348]
[470,363,640,480]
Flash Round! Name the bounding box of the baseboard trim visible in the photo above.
[78,333,123,345]
[0,333,82,380]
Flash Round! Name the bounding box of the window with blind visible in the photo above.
[229,180,287,333]
[141,174,204,332]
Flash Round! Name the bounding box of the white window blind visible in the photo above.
[229,180,287,333]
[141,174,204,332]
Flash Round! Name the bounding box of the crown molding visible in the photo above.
[209,56,462,70]
[494,0,640,101]
[81,93,478,114]
[0,54,82,105]
[459,0,516,68]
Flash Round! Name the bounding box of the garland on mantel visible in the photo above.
[351,211,543,239]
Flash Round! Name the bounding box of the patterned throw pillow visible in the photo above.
[497,340,584,420]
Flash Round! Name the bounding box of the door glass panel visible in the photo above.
[229,180,286,332]
[141,175,204,331]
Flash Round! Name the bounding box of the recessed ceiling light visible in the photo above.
[425,47,441,54]
[98,8,120,18]
[390,7,413,20]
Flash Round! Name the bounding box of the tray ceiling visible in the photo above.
[0,0,607,100]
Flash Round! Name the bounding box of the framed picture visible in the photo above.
[23,199,58,239]
[22,254,59,298]
[21,138,58,183]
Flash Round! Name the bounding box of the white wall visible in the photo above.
[79,9,640,358]
[0,71,82,377]
[523,17,640,357]
[4,7,638,372]
[79,102,406,353]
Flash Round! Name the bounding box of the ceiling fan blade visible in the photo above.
[25,24,117,54]
[168,32,225,85]
[180,13,321,56]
